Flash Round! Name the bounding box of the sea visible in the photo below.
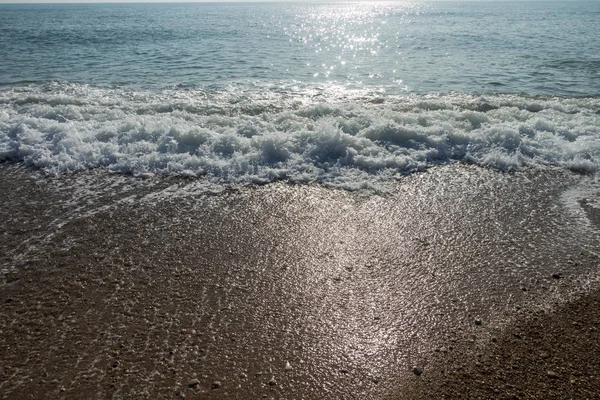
[0,1,599,191]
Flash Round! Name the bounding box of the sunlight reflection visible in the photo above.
[279,2,424,88]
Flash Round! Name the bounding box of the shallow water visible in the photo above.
[1,164,599,399]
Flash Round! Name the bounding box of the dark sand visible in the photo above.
[1,164,599,399]
[406,289,600,400]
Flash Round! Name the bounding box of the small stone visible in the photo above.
[474,319,482,326]
[547,370,559,379]
[267,376,276,386]
[188,379,200,388]
[239,372,248,379]
[211,380,221,389]
[285,362,293,371]
[413,366,423,376]
[552,273,562,279]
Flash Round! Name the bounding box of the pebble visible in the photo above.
[239,372,248,379]
[188,379,200,388]
[267,376,277,386]
[413,366,423,376]
[547,370,559,379]
[552,273,562,279]
[211,380,222,389]
[285,362,293,371]
[474,318,482,326]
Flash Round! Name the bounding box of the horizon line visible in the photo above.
[0,0,588,4]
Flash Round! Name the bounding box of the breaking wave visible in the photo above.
[1,82,599,190]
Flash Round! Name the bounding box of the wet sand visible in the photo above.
[1,164,599,399]
[406,288,600,399]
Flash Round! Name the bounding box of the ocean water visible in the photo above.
[1,1,599,190]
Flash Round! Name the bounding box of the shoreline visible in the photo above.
[1,164,599,399]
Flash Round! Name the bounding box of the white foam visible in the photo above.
[1,83,599,191]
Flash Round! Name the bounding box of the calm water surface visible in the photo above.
[1,1,599,96]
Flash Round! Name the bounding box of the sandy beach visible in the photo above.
[1,163,599,399]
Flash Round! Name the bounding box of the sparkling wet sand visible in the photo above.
[1,164,599,399]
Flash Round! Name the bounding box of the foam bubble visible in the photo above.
[1,83,599,191]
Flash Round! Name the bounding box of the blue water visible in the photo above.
[2,1,599,95]
[1,2,599,190]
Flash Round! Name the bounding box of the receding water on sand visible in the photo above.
[1,164,599,399]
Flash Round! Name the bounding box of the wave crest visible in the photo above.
[1,83,599,190]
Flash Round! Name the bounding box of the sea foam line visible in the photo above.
[1,83,599,191]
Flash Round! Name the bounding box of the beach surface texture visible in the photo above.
[1,163,600,399]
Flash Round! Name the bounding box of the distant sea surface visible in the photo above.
[1,1,599,190]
